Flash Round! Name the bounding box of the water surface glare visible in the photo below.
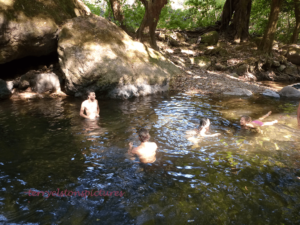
[0,93,300,224]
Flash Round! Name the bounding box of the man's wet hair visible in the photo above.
[241,115,252,122]
[138,128,150,142]
[198,118,209,130]
[86,90,95,98]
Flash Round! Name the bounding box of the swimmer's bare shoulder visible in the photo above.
[82,100,88,107]
[149,142,158,151]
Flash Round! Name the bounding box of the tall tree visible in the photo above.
[136,0,168,50]
[220,0,252,42]
[109,0,128,32]
[259,0,284,53]
[291,0,300,43]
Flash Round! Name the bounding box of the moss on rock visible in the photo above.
[201,31,219,46]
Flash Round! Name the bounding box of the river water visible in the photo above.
[0,93,299,224]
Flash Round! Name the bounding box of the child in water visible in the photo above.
[195,118,220,137]
[128,128,157,164]
[240,111,278,128]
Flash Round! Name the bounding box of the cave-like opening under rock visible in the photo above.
[0,52,59,80]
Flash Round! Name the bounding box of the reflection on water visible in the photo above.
[0,93,299,224]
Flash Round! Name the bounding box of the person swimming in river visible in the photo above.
[128,128,157,164]
[197,118,221,137]
[240,111,278,129]
[80,91,100,120]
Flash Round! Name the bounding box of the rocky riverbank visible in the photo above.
[146,30,300,97]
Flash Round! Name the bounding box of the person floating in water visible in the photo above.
[197,118,221,137]
[240,111,278,128]
[128,128,157,164]
[80,91,100,120]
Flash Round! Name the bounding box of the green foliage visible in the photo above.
[122,1,145,30]
[83,0,299,43]
[249,0,271,36]
[250,0,296,43]
[83,1,102,15]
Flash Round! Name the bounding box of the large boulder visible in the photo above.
[201,31,219,46]
[57,15,181,99]
[279,83,300,98]
[0,0,90,64]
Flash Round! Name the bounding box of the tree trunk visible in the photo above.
[220,0,238,31]
[220,0,252,42]
[137,0,168,50]
[136,12,148,41]
[291,0,300,43]
[259,0,283,53]
[231,0,252,42]
[109,0,128,32]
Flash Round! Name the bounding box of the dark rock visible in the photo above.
[285,63,298,77]
[235,64,248,75]
[279,84,300,98]
[0,0,90,64]
[287,54,300,66]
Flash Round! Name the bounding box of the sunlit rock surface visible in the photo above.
[57,15,181,99]
[0,0,90,64]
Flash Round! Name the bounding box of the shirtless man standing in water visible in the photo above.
[80,91,100,119]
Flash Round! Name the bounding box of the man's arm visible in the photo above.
[80,102,89,119]
[297,102,300,127]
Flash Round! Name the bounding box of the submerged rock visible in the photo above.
[279,83,300,98]
[262,89,280,98]
[58,15,181,99]
[0,0,90,64]
[223,88,253,96]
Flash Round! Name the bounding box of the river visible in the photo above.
[0,93,299,224]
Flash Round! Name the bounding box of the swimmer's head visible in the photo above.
[87,90,96,100]
[198,118,210,131]
[138,128,150,142]
[240,115,251,126]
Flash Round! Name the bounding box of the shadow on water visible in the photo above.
[0,93,299,224]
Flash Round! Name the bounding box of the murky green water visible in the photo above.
[0,93,300,224]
